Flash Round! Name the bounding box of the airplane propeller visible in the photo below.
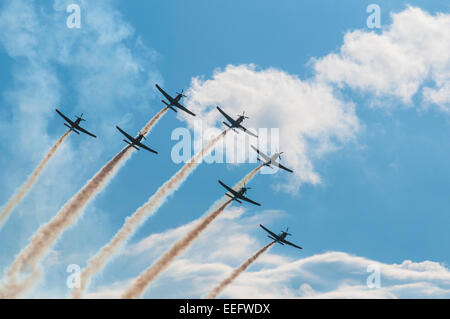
[176,89,187,98]
[77,113,86,121]
[238,111,249,119]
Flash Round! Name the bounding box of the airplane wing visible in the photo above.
[174,101,196,116]
[251,145,270,162]
[218,180,238,197]
[135,141,158,154]
[273,161,294,173]
[116,126,136,142]
[281,239,303,250]
[216,106,235,124]
[259,224,280,239]
[155,84,174,102]
[76,125,97,138]
[239,194,261,206]
[278,163,293,173]
[238,125,258,138]
[55,109,74,126]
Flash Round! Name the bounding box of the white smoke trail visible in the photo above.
[206,241,275,299]
[0,108,168,298]
[0,265,43,299]
[0,130,71,228]
[71,129,229,298]
[121,165,263,299]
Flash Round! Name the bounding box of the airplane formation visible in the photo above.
[56,83,302,251]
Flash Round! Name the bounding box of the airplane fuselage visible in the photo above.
[165,94,182,106]
[262,153,282,166]
[228,116,245,128]
[269,232,288,244]
[135,134,144,143]
[230,187,247,201]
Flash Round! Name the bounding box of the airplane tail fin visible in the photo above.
[63,123,78,133]
[257,157,272,168]
[225,193,241,203]
[162,100,177,113]
[123,139,140,150]
[268,236,283,244]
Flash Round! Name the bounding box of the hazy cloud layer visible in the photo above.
[84,207,450,299]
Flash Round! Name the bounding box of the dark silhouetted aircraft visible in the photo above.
[155,84,196,116]
[55,109,97,138]
[218,180,261,206]
[116,126,157,154]
[216,106,258,138]
[251,145,293,173]
[260,224,302,250]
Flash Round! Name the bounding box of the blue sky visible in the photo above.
[0,0,449,298]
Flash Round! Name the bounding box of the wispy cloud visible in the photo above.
[81,206,450,299]
[0,0,161,293]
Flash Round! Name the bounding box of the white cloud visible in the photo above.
[314,7,450,111]
[82,207,450,299]
[184,64,360,192]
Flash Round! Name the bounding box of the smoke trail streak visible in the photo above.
[71,129,229,298]
[206,241,275,299]
[141,107,168,136]
[121,165,263,299]
[0,109,167,298]
[0,265,42,299]
[0,130,71,228]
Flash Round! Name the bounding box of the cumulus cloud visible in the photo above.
[184,64,360,192]
[314,7,450,111]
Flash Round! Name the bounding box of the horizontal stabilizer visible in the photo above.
[123,139,140,150]
[162,100,177,112]
[64,123,78,134]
